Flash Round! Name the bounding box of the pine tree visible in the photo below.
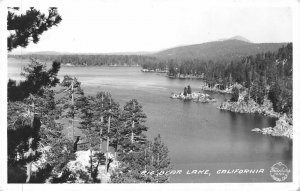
[111,134,171,183]
[77,92,122,181]
[88,92,108,152]
[7,7,62,51]
[268,81,282,112]
[250,77,265,105]
[187,85,192,94]
[230,87,239,102]
[7,88,74,183]
[101,93,121,173]
[6,8,75,183]
[28,89,75,183]
[7,61,69,183]
[77,95,100,181]
[7,100,41,183]
[57,75,84,144]
[121,99,148,153]
[183,87,188,96]
[8,59,61,101]
[149,134,171,182]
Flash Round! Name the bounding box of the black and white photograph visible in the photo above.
[0,0,299,190]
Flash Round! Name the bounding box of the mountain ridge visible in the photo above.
[153,38,287,61]
[218,35,252,43]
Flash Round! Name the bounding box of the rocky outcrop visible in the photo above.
[200,83,244,94]
[171,92,216,103]
[219,91,292,139]
[167,73,204,79]
[201,86,232,94]
[65,150,117,183]
[32,149,118,183]
[251,114,293,139]
[219,95,280,118]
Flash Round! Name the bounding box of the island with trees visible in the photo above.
[170,85,216,103]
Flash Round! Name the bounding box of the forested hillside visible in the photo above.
[153,39,286,61]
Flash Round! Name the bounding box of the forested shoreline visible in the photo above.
[144,43,293,138]
[142,43,293,116]
[8,54,159,67]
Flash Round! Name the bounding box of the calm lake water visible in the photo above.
[8,58,292,183]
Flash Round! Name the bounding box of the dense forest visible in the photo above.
[8,54,159,67]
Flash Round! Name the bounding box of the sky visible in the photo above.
[6,0,293,54]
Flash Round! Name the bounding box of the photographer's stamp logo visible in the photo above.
[270,162,291,182]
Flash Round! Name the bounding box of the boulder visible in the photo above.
[251,128,261,132]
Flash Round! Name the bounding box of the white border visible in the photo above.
[0,0,299,190]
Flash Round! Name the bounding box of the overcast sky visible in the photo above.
[7,0,293,53]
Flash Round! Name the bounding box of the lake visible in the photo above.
[8,58,293,183]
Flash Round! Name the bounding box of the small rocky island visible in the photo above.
[170,85,216,103]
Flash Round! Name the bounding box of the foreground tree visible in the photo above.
[57,75,84,143]
[111,134,171,183]
[8,88,74,183]
[148,134,172,182]
[8,59,61,101]
[7,60,66,183]
[7,8,76,183]
[120,99,148,153]
[7,7,62,51]
[7,100,41,183]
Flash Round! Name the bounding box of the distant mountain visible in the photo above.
[153,38,287,61]
[219,35,252,43]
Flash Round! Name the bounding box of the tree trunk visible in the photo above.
[151,155,154,166]
[100,126,103,152]
[131,121,134,144]
[105,114,111,173]
[114,140,118,161]
[89,148,93,181]
[26,138,34,183]
[144,148,147,171]
[71,80,75,142]
[26,102,35,183]
[100,94,104,152]
[26,161,32,183]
